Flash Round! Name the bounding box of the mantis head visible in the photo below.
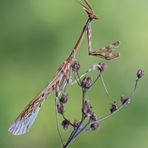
[79,0,99,20]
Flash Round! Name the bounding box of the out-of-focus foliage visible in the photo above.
[0,0,147,148]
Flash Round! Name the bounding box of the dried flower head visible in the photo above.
[121,96,130,106]
[81,77,92,89]
[137,69,144,79]
[57,103,65,115]
[90,112,97,121]
[98,62,108,73]
[90,122,99,131]
[72,61,80,72]
[62,119,70,130]
[60,93,69,104]
[110,102,119,113]
[83,100,93,117]
[73,120,81,128]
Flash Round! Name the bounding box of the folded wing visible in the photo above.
[8,85,53,135]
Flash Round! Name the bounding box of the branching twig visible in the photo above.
[62,68,144,148]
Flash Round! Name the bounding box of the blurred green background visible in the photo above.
[0,0,147,147]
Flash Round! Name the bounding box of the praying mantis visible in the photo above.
[8,0,120,135]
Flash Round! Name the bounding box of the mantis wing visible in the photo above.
[8,86,53,135]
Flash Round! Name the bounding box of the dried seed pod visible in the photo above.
[90,122,99,131]
[110,102,118,113]
[57,103,65,115]
[60,93,69,104]
[137,69,144,79]
[72,61,80,72]
[90,112,97,121]
[83,100,93,117]
[121,96,130,106]
[73,120,81,128]
[98,62,108,73]
[62,119,70,130]
[81,77,92,89]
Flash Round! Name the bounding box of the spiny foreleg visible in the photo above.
[87,21,120,60]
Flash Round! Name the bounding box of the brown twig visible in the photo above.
[62,68,144,148]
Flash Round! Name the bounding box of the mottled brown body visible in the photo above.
[8,0,119,135]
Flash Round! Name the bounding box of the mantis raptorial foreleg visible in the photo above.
[87,21,120,60]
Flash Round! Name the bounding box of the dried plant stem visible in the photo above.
[63,70,143,148]
[90,76,142,125]
[63,89,87,148]
[100,75,114,101]
[63,71,101,147]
